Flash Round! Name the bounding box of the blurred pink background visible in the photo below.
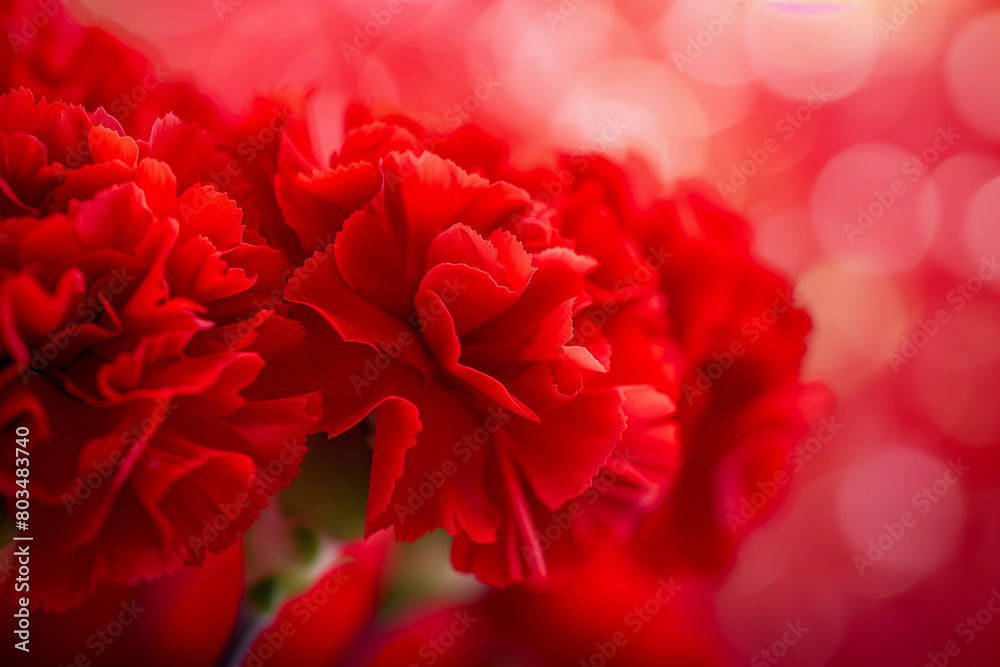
[53,0,1000,663]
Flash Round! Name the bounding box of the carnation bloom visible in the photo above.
[299,110,816,667]
[320,107,815,578]
[0,0,307,266]
[0,88,320,610]
[279,117,679,586]
[623,183,818,574]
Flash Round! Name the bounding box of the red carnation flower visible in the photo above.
[280,118,680,585]
[0,88,320,611]
[623,184,819,574]
[326,107,816,577]
[0,0,308,269]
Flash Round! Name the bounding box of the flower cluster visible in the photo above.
[0,83,811,609]
[0,88,320,610]
[274,106,812,586]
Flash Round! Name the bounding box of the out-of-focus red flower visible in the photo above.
[238,532,392,667]
[358,550,729,667]
[622,183,819,575]
[555,169,819,576]
[0,0,225,138]
[279,115,679,587]
[0,88,320,611]
[0,538,243,667]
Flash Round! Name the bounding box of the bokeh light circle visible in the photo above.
[744,1,882,101]
[945,11,1000,143]
[838,447,966,588]
[812,143,941,274]
[964,176,1000,290]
